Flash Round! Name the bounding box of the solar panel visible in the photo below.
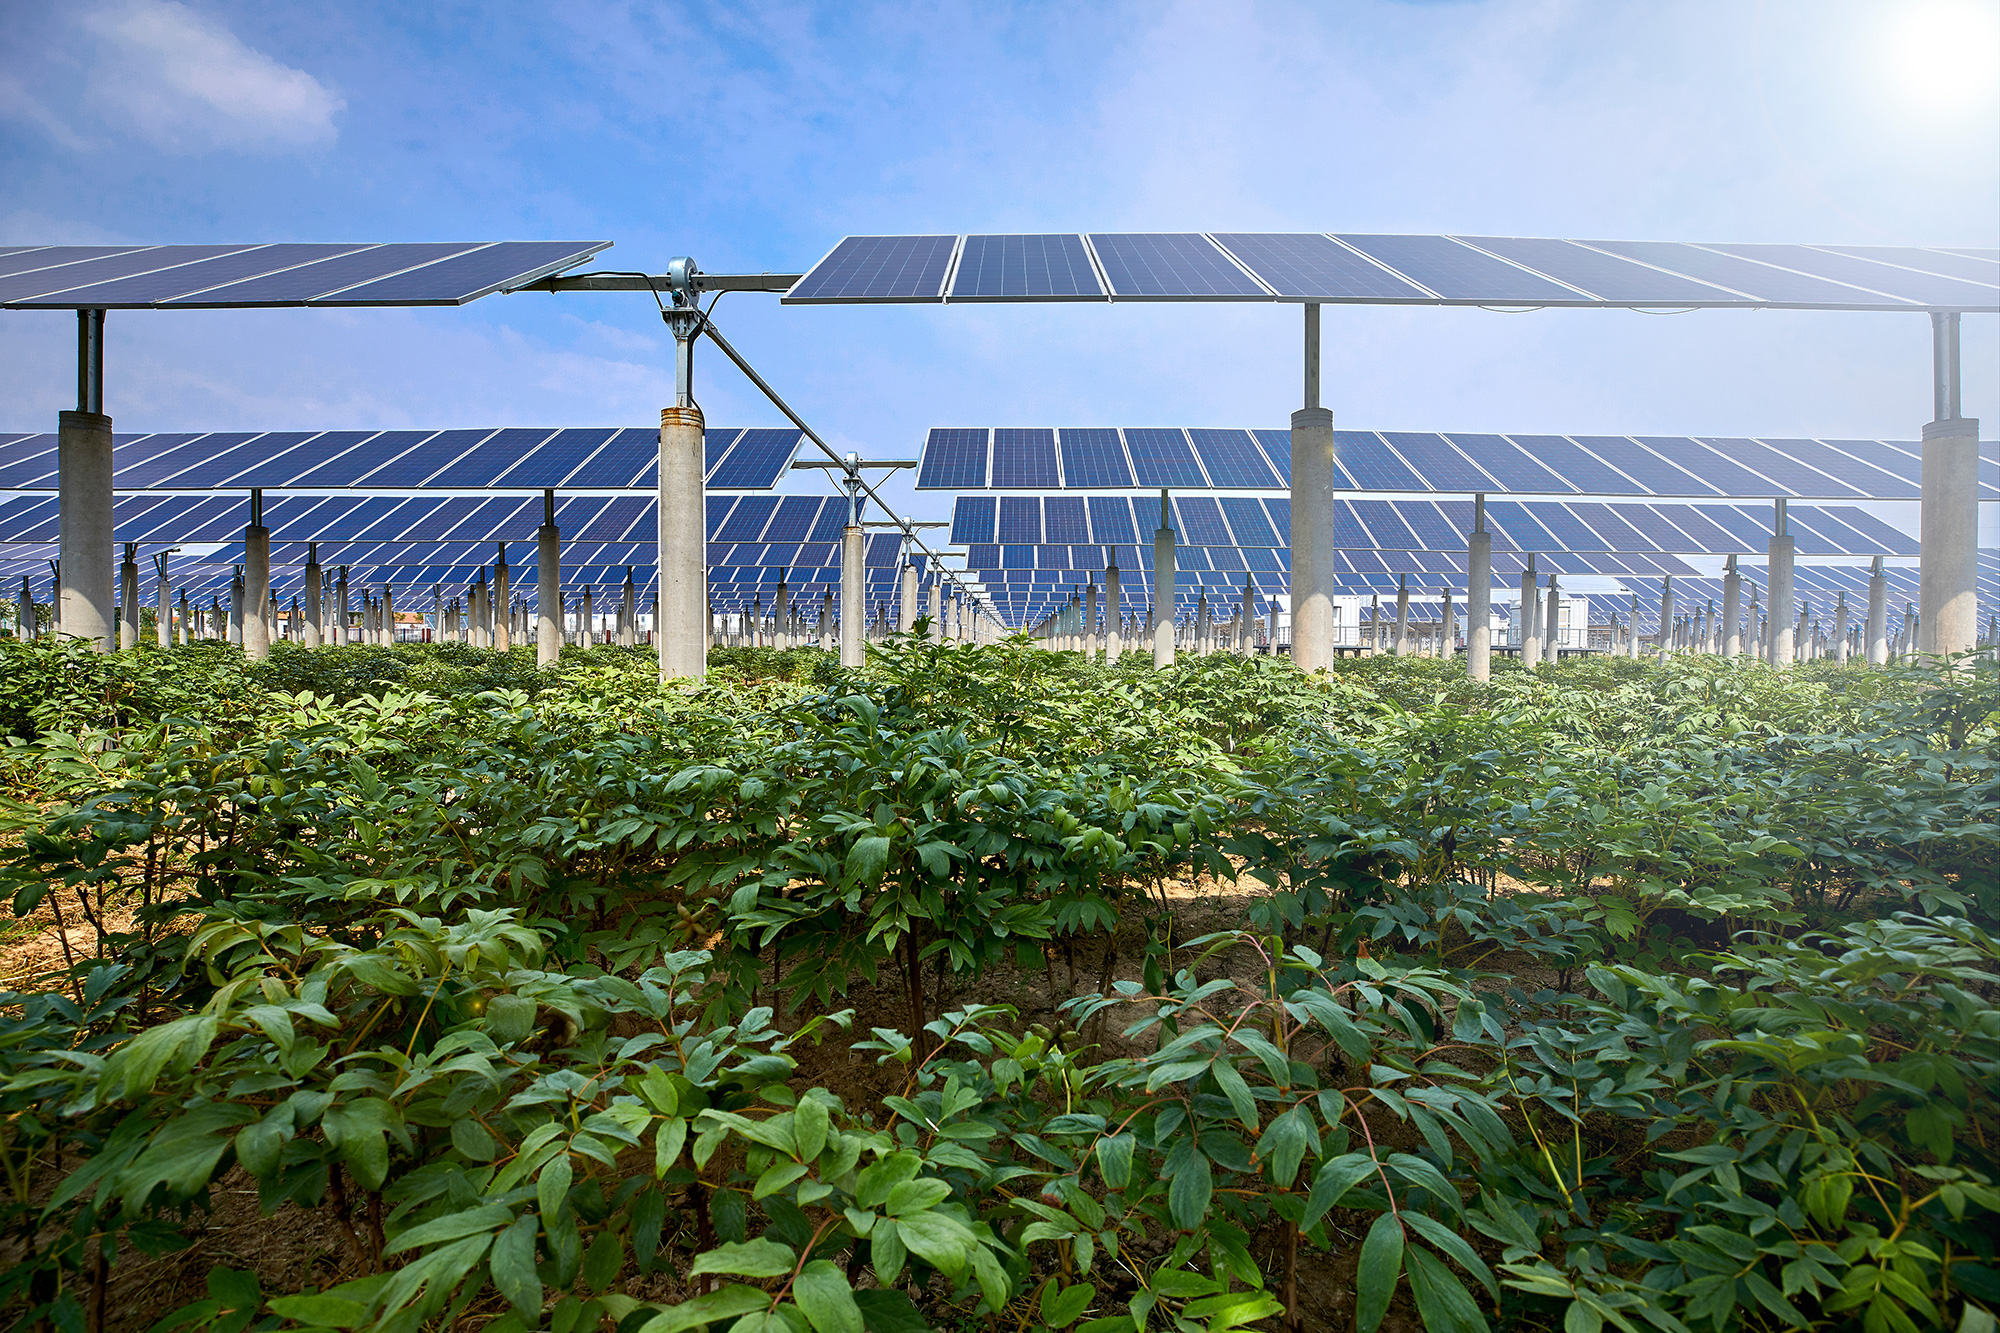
[1689,437,1858,498]
[567,428,655,488]
[1088,235,1267,298]
[1335,235,1583,303]
[313,242,609,305]
[1393,501,1463,551]
[1056,429,1131,488]
[1459,237,1739,304]
[1333,432,1425,490]
[717,496,780,543]
[1174,496,1233,545]
[1563,502,1657,552]
[1486,501,1563,552]
[1125,429,1207,487]
[998,496,1042,544]
[1816,246,2000,288]
[763,495,825,543]
[808,501,847,542]
[949,235,1101,299]
[1583,241,1898,307]
[1679,505,1772,551]
[1209,233,1428,300]
[1087,496,1137,545]
[423,428,559,488]
[1382,433,1495,491]
[1218,496,1280,547]
[1706,244,1996,308]
[992,429,1060,487]
[918,429,990,488]
[1631,437,1778,497]
[1351,499,1423,549]
[710,429,802,489]
[492,427,619,488]
[1527,503,1610,552]
[1251,430,1295,485]
[786,236,957,303]
[1441,433,1572,493]
[1043,497,1089,544]
[1188,429,1281,487]
[1570,436,1717,496]
[1264,499,1291,546]
[1772,438,1917,499]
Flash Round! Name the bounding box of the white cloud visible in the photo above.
[83,1,343,153]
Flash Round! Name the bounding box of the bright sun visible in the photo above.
[1883,0,2000,117]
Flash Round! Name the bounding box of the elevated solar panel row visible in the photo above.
[912,426,1989,500]
[0,426,802,490]
[789,232,1997,310]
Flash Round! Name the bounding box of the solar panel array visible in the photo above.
[915,426,1997,500]
[787,234,1999,310]
[0,243,610,309]
[946,495,1916,557]
[0,427,804,491]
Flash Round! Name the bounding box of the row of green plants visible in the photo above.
[0,634,1994,1332]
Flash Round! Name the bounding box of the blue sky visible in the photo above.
[1,0,1996,533]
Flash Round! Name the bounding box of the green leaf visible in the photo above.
[1357,1213,1405,1333]
[451,1118,498,1162]
[892,1210,976,1275]
[265,1293,367,1326]
[1168,1151,1213,1231]
[634,1284,771,1333]
[847,835,892,884]
[792,1259,863,1333]
[1404,1212,1498,1299]
[1210,1059,1260,1131]
[689,1238,797,1279]
[884,1179,952,1217]
[321,1097,394,1192]
[1304,1153,1376,1230]
[1095,1134,1134,1189]
[490,1215,542,1320]
[852,1290,929,1333]
[1405,1244,1489,1333]
[538,1153,573,1224]
[1042,1282,1097,1328]
[385,1203,512,1255]
[795,1096,830,1162]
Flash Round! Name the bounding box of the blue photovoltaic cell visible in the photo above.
[1630,438,1770,496]
[207,432,335,488]
[918,428,989,488]
[1070,546,1105,570]
[1460,237,1739,304]
[1207,233,1425,300]
[950,235,1101,299]
[1394,501,1462,550]
[998,496,1042,545]
[1125,429,1207,487]
[425,428,559,487]
[1043,497,1089,544]
[1264,499,1291,546]
[1174,497,1233,546]
[717,496,779,543]
[1784,509,1869,555]
[1351,500,1422,548]
[1251,430,1297,485]
[1333,432,1426,490]
[1761,509,1843,556]
[313,242,606,305]
[362,430,493,486]
[1219,497,1280,547]
[1812,507,1920,555]
[1691,437,1858,498]
[1708,244,1997,308]
[1584,241,1894,307]
[1058,429,1131,487]
[494,427,618,487]
[1818,246,2000,288]
[1644,504,1748,551]
[117,433,253,486]
[1382,433,1494,491]
[1765,438,1914,498]
[808,502,848,542]
[703,428,744,477]
[1529,504,1610,551]
[788,236,957,302]
[407,498,489,539]
[1087,497,1137,544]
[15,244,372,307]
[1087,234,1266,298]
[173,243,482,305]
[149,433,300,487]
[1335,234,1582,302]
[763,495,825,543]
[1002,545,1036,570]
[1487,501,1561,552]
[1038,547,1071,570]
[0,247,138,279]
[1571,436,1717,495]
[1444,434,1573,492]
[0,246,252,303]
[992,429,1059,487]
[1208,547,1246,572]
[563,428,654,488]
[1322,500,1375,549]
[0,439,59,489]
[279,432,411,488]
[1508,436,1636,494]
[710,429,802,489]
[1564,502,1659,551]
[951,497,997,544]
[1189,429,1281,487]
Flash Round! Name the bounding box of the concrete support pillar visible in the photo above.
[1105,557,1122,663]
[1194,590,1210,656]
[1546,576,1562,660]
[1519,564,1539,668]
[658,404,707,680]
[1866,557,1888,665]
[244,501,271,660]
[1793,599,1808,663]
[57,410,114,652]
[1290,346,1338,672]
[1768,502,1795,666]
[493,545,511,653]
[615,569,633,648]
[898,559,918,634]
[1085,581,1099,657]
[1722,556,1742,657]
[302,545,321,648]
[381,584,395,645]
[1467,525,1492,682]
[16,576,34,639]
[773,576,791,650]
[118,544,139,650]
[1367,593,1381,654]
[228,568,245,646]
[928,578,944,642]
[335,568,350,646]
[1441,588,1454,659]
[818,590,832,651]
[1152,490,1175,668]
[152,551,170,649]
[175,588,188,646]
[1656,576,1673,665]
[1393,575,1409,656]
[840,520,865,668]
[538,508,561,668]
[1834,592,1850,664]
[580,586,594,646]
[1919,419,1979,659]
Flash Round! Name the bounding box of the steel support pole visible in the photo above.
[1152,489,1175,668]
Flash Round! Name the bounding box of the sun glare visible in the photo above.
[1883,0,2000,117]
